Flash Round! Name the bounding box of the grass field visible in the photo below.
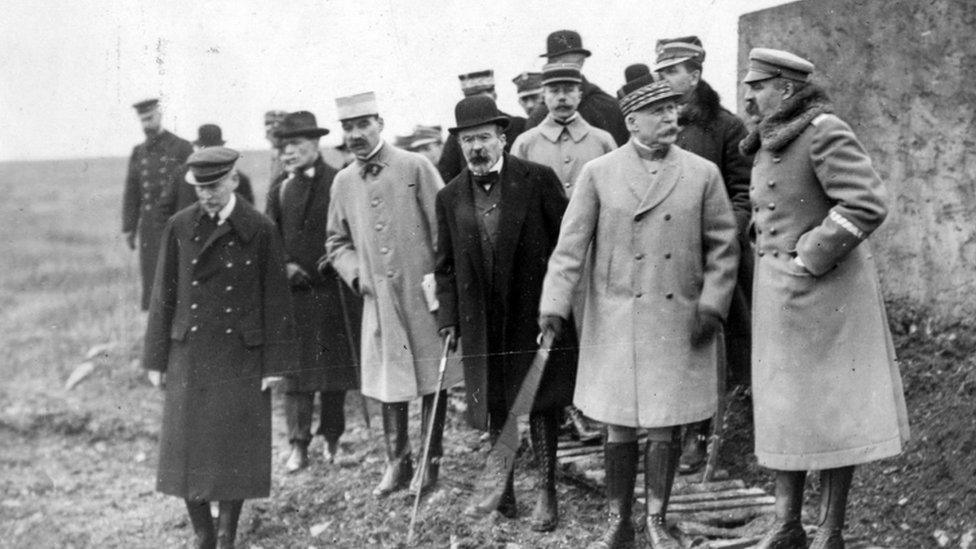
[0,155,972,548]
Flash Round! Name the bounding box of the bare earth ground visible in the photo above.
[0,157,973,548]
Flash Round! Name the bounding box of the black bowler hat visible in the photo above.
[194,124,225,147]
[617,64,653,99]
[274,111,330,139]
[540,30,592,59]
[448,95,510,135]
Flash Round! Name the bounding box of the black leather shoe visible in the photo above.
[755,520,808,549]
[809,527,844,548]
[285,444,308,473]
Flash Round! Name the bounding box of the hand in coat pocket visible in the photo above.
[690,310,723,348]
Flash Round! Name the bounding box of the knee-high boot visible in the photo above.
[216,500,243,549]
[587,441,638,549]
[410,390,447,494]
[529,411,560,532]
[756,470,808,548]
[184,499,216,549]
[373,401,412,497]
[810,466,854,549]
[644,438,680,549]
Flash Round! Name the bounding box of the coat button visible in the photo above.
[665,293,674,299]
[228,241,235,247]
[193,236,200,242]
[757,228,763,234]
[191,259,197,265]
[768,181,776,187]
[225,307,233,313]
[773,251,780,258]
[635,253,644,260]
[190,325,198,332]
[245,260,252,265]
[225,328,233,334]
[768,203,776,210]
[144,205,151,211]
[769,227,777,235]
[386,270,395,278]
[371,199,380,207]
[380,247,389,254]
[757,251,765,257]
[635,292,643,298]
[374,223,383,231]
[664,214,672,221]
[225,285,233,291]
[753,206,760,212]
[664,253,671,259]
[191,280,199,286]
[564,157,571,163]
[226,262,233,268]
[772,157,781,163]
[190,303,198,310]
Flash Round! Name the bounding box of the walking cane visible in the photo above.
[407,335,453,545]
[336,277,371,431]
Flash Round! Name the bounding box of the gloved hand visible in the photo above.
[125,231,137,250]
[690,310,723,347]
[286,262,311,288]
[439,326,458,352]
[538,315,565,341]
[261,376,284,391]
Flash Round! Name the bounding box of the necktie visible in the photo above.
[359,161,383,179]
[472,171,499,188]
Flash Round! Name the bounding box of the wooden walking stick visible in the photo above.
[703,333,733,482]
[407,335,453,545]
[336,277,371,431]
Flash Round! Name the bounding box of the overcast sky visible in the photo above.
[0,0,791,161]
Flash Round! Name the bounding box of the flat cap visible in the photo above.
[459,70,495,97]
[512,71,543,97]
[744,47,814,83]
[132,98,159,114]
[336,92,379,121]
[541,62,583,86]
[653,36,705,72]
[184,146,240,185]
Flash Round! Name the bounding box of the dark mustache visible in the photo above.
[745,101,759,116]
[467,153,491,163]
[348,139,368,148]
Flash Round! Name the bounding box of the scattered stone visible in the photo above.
[65,361,96,390]
[897,497,908,506]
[960,528,975,549]
[310,521,331,537]
[933,529,950,547]
[134,451,147,463]
[85,342,116,360]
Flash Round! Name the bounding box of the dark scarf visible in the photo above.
[678,79,721,127]
[739,84,834,155]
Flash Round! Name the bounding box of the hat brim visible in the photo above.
[193,139,226,146]
[448,116,511,135]
[539,47,592,59]
[517,88,544,98]
[652,56,693,72]
[185,168,235,186]
[274,128,330,139]
[743,69,776,83]
[542,77,583,86]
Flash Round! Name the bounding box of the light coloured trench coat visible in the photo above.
[540,141,739,428]
[327,142,462,402]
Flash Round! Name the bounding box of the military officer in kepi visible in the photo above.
[325,92,463,498]
[266,111,362,473]
[539,77,739,549]
[741,48,909,549]
[511,71,544,116]
[144,146,298,549]
[122,98,193,310]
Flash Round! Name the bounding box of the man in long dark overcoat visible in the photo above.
[144,147,298,549]
[435,95,578,531]
[266,111,362,472]
[653,36,755,473]
[122,98,193,310]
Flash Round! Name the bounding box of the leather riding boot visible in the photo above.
[810,466,854,549]
[529,412,560,532]
[285,442,308,473]
[216,500,243,549]
[465,429,517,518]
[678,420,709,474]
[410,390,447,494]
[756,470,808,549]
[373,402,412,498]
[587,441,639,549]
[184,499,216,549]
[568,405,603,444]
[644,438,680,549]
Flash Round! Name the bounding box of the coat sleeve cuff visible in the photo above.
[795,210,866,276]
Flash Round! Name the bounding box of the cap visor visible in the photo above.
[743,69,776,83]
[185,169,233,186]
[652,56,691,72]
[274,128,330,139]
[448,116,511,135]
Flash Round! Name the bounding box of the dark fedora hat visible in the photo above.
[274,111,330,139]
[448,95,510,135]
[194,124,225,147]
[540,29,592,59]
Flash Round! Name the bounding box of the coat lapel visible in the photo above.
[493,155,530,294]
[629,143,681,218]
[454,169,488,291]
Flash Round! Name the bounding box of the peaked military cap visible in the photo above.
[653,36,705,72]
[459,70,495,97]
[541,62,583,86]
[132,98,160,114]
[185,147,240,185]
[407,125,443,149]
[744,48,815,83]
[512,71,543,97]
[618,80,681,116]
[540,29,591,59]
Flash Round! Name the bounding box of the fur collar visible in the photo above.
[739,84,833,155]
[678,79,721,126]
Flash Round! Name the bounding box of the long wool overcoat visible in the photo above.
[540,141,739,428]
[742,87,909,470]
[266,156,361,392]
[435,154,578,430]
[144,198,298,501]
[122,129,193,310]
[326,142,462,402]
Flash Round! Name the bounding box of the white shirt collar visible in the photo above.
[358,140,384,162]
[216,192,236,225]
[487,155,504,174]
[303,165,315,178]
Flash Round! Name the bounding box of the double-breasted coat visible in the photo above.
[144,198,298,501]
[525,77,630,146]
[742,87,909,470]
[435,154,578,430]
[266,156,361,392]
[122,130,193,310]
[540,141,739,428]
[510,114,617,196]
[326,142,462,402]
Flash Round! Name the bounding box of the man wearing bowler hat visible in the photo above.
[176,124,255,209]
[265,110,288,182]
[325,92,462,498]
[437,69,527,184]
[266,111,363,473]
[512,71,544,116]
[435,95,578,530]
[524,30,628,146]
[741,47,908,549]
[539,76,738,548]
[122,98,194,310]
[144,146,298,549]
[654,35,755,474]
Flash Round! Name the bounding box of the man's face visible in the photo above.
[657,63,700,96]
[280,136,320,172]
[744,78,788,121]
[458,124,506,175]
[194,173,239,215]
[627,100,679,149]
[518,93,543,115]
[341,116,384,157]
[415,142,443,165]
[544,83,582,121]
[139,109,162,135]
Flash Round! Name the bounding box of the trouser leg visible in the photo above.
[317,390,346,461]
[216,500,243,549]
[284,391,314,446]
[643,426,681,549]
[184,498,216,549]
[755,469,808,549]
[372,401,412,497]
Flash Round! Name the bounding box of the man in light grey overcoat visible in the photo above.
[539,77,738,549]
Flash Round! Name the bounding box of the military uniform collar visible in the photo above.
[194,196,259,242]
[540,113,589,143]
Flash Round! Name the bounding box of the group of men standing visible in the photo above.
[127,28,908,549]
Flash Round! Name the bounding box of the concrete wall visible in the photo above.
[738,0,976,318]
